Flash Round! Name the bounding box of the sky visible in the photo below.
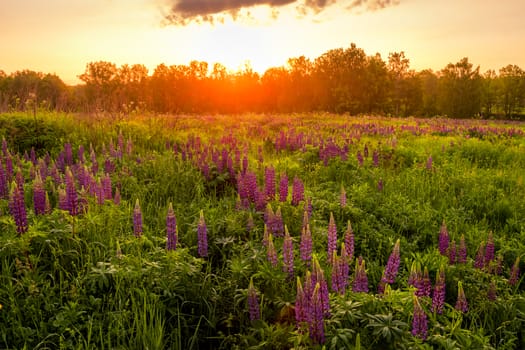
[1,0,524,85]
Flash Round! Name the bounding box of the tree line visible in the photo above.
[1,43,524,119]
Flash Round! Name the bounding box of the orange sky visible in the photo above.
[1,0,524,85]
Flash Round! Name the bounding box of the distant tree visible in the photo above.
[287,56,315,111]
[438,58,482,118]
[481,69,497,117]
[497,64,525,118]
[78,61,118,112]
[261,67,290,112]
[418,69,439,116]
[387,52,410,116]
[364,53,389,113]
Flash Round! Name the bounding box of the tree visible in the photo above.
[497,64,525,118]
[78,61,118,112]
[438,58,482,118]
[387,52,410,116]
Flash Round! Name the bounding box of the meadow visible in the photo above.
[0,111,524,349]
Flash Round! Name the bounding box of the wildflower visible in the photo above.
[279,173,288,202]
[438,220,449,256]
[384,239,401,284]
[474,242,485,269]
[9,182,28,234]
[426,155,433,170]
[309,283,325,344]
[264,166,275,200]
[133,199,143,237]
[327,212,337,264]
[353,257,368,293]
[458,234,467,263]
[312,257,330,316]
[113,187,121,205]
[509,257,520,286]
[304,197,313,218]
[432,266,446,314]
[197,210,208,257]
[448,240,456,265]
[264,203,275,234]
[266,234,278,267]
[33,172,46,215]
[247,278,260,321]
[356,151,364,166]
[372,150,379,167]
[415,267,432,297]
[408,261,419,287]
[295,277,308,326]
[65,168,79,216]
[273,206,284,237]
[412,296,428,340]
[455,281,468,313]
[166,203,177,251]
[300,224,313,266]
[102,173,112,200]
[0,163,8,199]
[377,178,384,191]
[291,176,304,206]
[283,226,294,279]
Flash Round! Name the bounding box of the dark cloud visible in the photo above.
[163,0,399,25]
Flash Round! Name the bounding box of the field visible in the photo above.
[1,112,525,349]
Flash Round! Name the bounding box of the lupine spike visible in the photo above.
[344,220,355,261]
[283,225,294,279]
[279,173,288,202]
[485,231,495,265]
[438,220,449,256]
[412,296,428,340]
[295,277,307,326]
[65,168,79,216]
[291,176,304,206]
[197,210,208,257]
[133,199,143,237]
[264,166,275,200]
[9,181,28,234]
[415,266,432,297]
[458,234,467,263]
[300,224,313,266]
[309,283,325,344]
[509,257,520,286]
[327,212,337,264]
[340,185,347,207]
[266,234,278,267]
[353,257,368,293]
[33,172,46,215]
[431,266,446,314]
[455,281,468,313]
[474,242,485,269]
[247,278,260,321]
[166,202,177,251]
[383,239,401,284]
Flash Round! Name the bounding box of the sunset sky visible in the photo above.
[1,0,524,85]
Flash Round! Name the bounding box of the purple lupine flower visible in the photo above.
[339,243,350,294]
[448,240,457,265]
[96,179,105,205]
[344,221,354,261]
[264,203,275,234]
[279,173,288,202]
[44,192,51,214]
[291,176,304,206]
[426,155,433,171]
[273,206,284,237]
[509,257,520,286]
[302,210,309,230]
[313,257,330,316]
[283,226,294,279]
[247,278,260,321]
[331,251,342,293]
[412,296,428,340]
[5,151,14,181]
[327,212,337,264]
[102,173,112,200]
[377,178,384,191]
[474,242,485,269]
[408,261,419,287]
[309,283,325,344]
[0,163,8,198]
[264,166,275,200]
[300,224,313,266]
[166,203,177,251]
[340,185,346,207]
[372,150,379,167]
[438,220,449,256]
[65,168,79,216]
[9,182,28,234]
[133,199,143,237]
[197,210,208,257]
[415,267,432,297]
[458,234,467,263]
[58,187,68,211]
[353,257,368,293]
[64,142,73,166]
[485,231,495,266]
[266,234,278,267]
[90,149,98,174]
[383,239,401,284]
[295,277,308,326]
[455,281,468,313]
[78,145,85,163]
[356,151,364,167]
[494,254,503,275]
[432,267,446,314]
[487,280,497,302]
[262,224,269,247]
[33,172,46,215]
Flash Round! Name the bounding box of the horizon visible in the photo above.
[1,0,525,85]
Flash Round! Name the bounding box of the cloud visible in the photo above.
[163,0,398,25]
